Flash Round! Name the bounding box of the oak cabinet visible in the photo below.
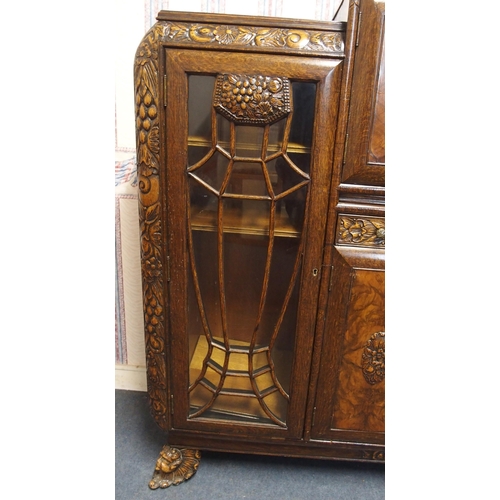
[134,1,384,488]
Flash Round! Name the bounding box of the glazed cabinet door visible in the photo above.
[341,0,385,186]
[311,244,384,453]
[164,49,343,441]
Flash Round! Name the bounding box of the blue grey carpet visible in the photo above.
[115,389,384,500]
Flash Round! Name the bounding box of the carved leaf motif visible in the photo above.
[147,126,160,156]
[234,27,257,44]
[168,23,191,41]
[270,97,284,107]
[143,63,158,98]
[144,203,161,224]
[255,28,286,47]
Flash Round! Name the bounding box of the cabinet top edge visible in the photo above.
[156,10,347,32]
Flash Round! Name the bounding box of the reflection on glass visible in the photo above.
[186,75,316,426]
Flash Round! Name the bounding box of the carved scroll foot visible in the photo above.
[148,445,201,489]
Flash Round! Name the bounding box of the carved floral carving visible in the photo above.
[362,331,385,385]
[362,449,385,461]
[134,24,168,429]
[149,445,201,489]
[214,74,291,124]
[157,21,344,54]
[337,216,385,247]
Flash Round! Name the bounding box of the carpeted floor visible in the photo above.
[115,389,385,500]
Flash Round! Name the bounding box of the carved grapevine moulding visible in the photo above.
[214,74,291,124]
[362,331,385,385]
[158,21,344,54]
[337,215,385,247]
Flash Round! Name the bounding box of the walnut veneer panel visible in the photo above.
[331,268,385,432]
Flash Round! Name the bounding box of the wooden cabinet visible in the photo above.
[134,1,384,488]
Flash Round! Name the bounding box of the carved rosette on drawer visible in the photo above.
[336,215,385,248]
[134,24,169,430]
[362,331,385,385]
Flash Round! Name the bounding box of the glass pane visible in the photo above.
[289,82,316,149]
[189,150,230,195]
[186,74,316,427]
[235,126,264,157]
[225,161,268,197]
[276,159,309,233]
[188,75,215,143]
[217,115,231,151]
[267,119,286,156]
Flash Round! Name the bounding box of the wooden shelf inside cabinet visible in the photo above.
[188,137,311,156]
[190,206,301,238]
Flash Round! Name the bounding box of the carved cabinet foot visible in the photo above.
[149,445,201,489]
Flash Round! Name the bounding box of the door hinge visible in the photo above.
[163,75,167,107]
[355,11,362,47]
[170,394,174,415]
[342,133,349,165]
[328,265,335,292]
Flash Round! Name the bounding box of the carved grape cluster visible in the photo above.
[136,84,158,148]
[144,295,163,334]
[215,74,290,124]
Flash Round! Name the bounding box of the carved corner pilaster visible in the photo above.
[134,23,169,430]
[149,445,202,489]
